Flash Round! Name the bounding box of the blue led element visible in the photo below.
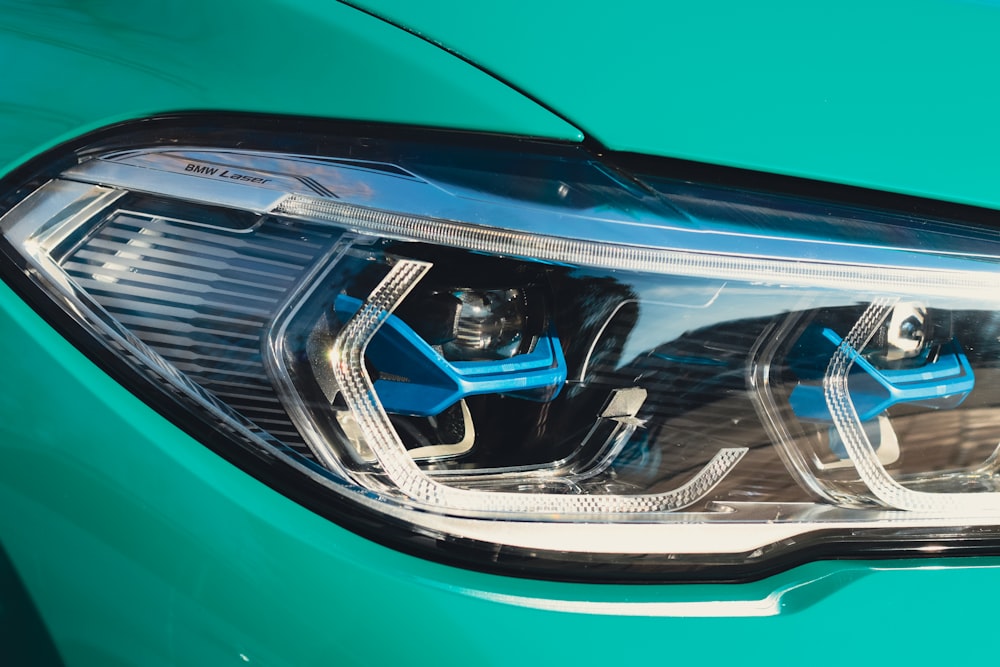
[335,295,567,417]
[789,327,974,423]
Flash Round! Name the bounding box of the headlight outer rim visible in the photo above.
[4,111,1000,584]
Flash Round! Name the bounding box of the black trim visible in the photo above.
[3,113,1000,584]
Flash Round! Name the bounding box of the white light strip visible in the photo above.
[275,195,1000,299]
[458,590,782,618]
[827,298,1000,513]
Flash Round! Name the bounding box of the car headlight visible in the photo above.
[3,114,1000,580]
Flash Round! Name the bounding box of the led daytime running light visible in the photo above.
[331,258,748,516]
[275,195,1000,299]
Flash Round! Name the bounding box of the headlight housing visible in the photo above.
[4,114,1000,580]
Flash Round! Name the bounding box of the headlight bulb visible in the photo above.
[863,302,954,369]
[443,287,527,361]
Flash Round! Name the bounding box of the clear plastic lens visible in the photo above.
[4,124,1000,573]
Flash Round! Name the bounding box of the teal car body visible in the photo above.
[2,2,1000,665]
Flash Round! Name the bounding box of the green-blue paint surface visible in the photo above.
[2,1,999,664]
[354,0,1000,211]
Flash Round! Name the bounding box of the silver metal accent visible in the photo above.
[1,180,124,249]
[882,301,929,362]
[64,159,287,213]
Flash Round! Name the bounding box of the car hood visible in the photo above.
[348,0,1000,211]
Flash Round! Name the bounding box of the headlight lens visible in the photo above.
[4,116,1000,579]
